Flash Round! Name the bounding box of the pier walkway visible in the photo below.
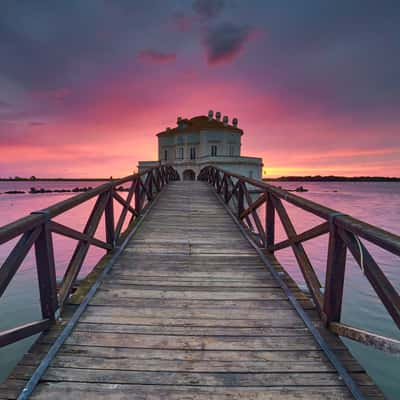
[1,180,385,399]
[1,164,399,398]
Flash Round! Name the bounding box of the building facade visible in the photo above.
[138,111,263,181]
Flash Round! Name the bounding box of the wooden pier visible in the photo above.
[0,165,399,399]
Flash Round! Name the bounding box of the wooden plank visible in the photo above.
[34,223,58,319]
[40,331,346,351]
[323,225,347,325]
[0,319,51,348]
[91,287,289,301]
[28,383,385,400]
[27,344,355,362]
[240,193,266,220]
[265,192,275,250]
[58,192,109,305]
[271,196,324,312]
[58,322,310,337]
[80,304,309,323]
[21,354,344,373]
[114,179,138,239]
[49,221,111,250]
[0,227,41,297]
[13,366,371,387]
[330,322,400,354]
[104,187,115,248]
[271,222,329,252]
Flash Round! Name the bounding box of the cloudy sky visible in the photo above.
[0,0,399,177]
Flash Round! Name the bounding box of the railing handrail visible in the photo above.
[0,166,169,244]
[211,167,400,256]
[0,164,179,349]
[198,165,400,356]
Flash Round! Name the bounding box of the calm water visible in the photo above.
[0,180,399,398]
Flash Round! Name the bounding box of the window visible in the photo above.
[229,144,235,156]
[211,145,217,156]
[177,147,184,160]
[249,171,253,179]
[164,149,168,161]
[190,147,196,160]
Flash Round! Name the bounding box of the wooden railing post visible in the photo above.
[323,223,347,326]
[148,172,153,198]
[104,189,115,249]
[135,177,142,214]
[34,220,58,320]
[165,167,170,184]
[224,175,229,203]
[238,181,244,219]
[266,193,275,251]
[216,171,221,193]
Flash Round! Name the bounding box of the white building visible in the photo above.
[138,111,263,181]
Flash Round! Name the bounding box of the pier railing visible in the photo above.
[0,165,179,348]
[198,166,400,353]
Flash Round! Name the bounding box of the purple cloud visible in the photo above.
[204,22,254,65]
[29,121,46,126]
[172,12,193,32]
[138,50,177,64]
[193,0,224,18]
[0,100,11,108]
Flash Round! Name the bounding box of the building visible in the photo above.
[138,110,263,181]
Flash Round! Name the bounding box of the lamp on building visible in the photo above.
[208,110,214,121]
[215,112,221,121]
[223,115,228,126]
[232,118,238,127]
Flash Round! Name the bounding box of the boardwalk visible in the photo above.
[1,181,384,399]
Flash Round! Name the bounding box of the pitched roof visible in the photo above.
[157,115,243,136]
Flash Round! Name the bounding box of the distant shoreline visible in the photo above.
[0,178,109,182]
[1,176,400,183]
[264,176,400,182]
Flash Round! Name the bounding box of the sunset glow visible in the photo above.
[0,1,399,178]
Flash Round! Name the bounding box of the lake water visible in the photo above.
[0,180,399,398]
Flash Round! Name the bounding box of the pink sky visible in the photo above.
[0,1,399,178]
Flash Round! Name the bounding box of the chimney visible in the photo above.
[223,115,228,126]
[208,110,214,121]
[215,111,221,121]
[232,118,238,127]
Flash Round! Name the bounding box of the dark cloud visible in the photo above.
[193,0,224,18]
[0,0,399,128]
[204,22,253,65]
[29,121,46,126]
[172,12,193,32]
[138,50,177,64]
[30,88,71,102]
